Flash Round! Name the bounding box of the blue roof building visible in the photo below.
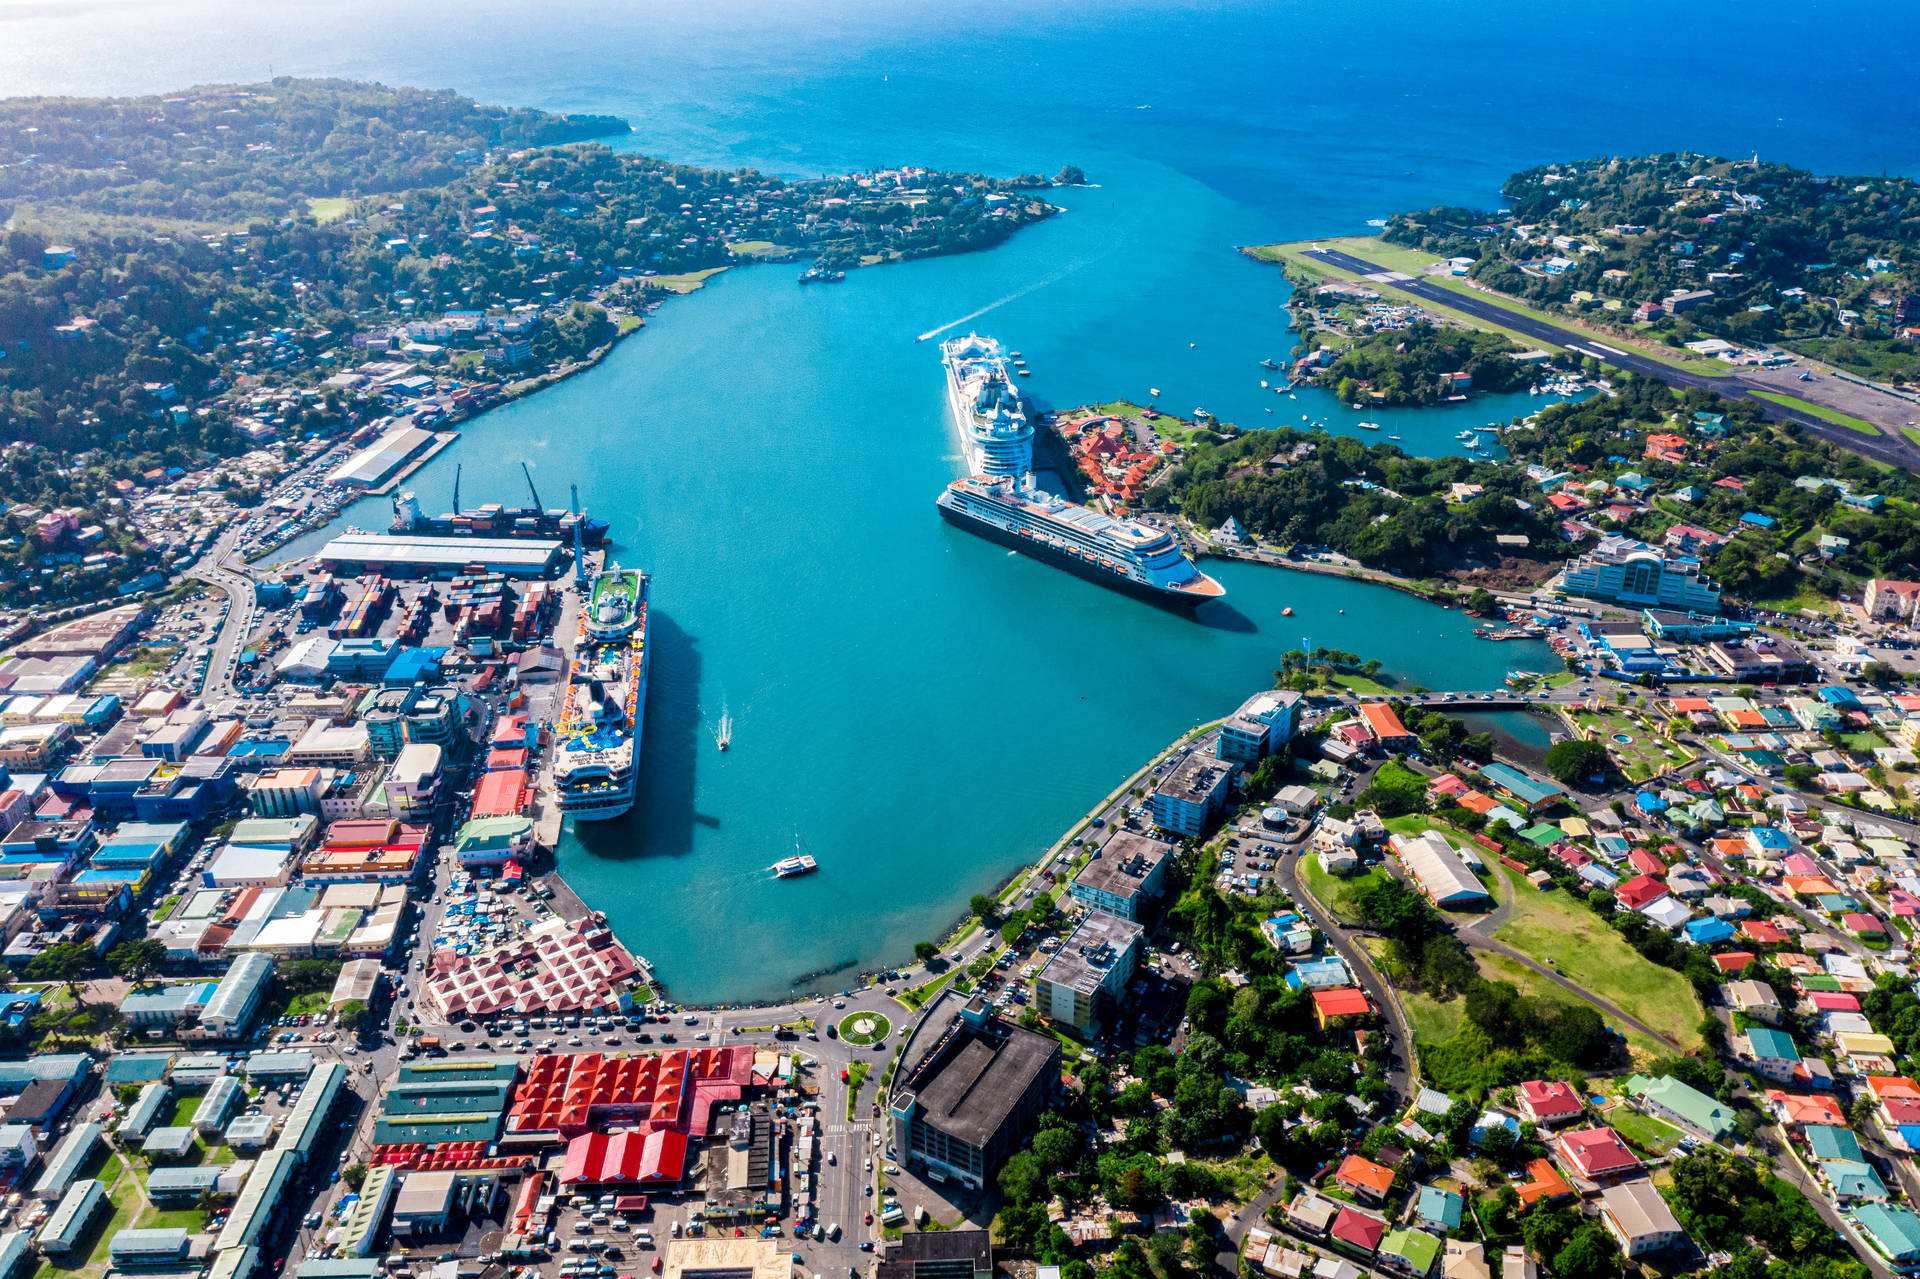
[1685,918,1735,944]
[1853,1203,1920,1269]
[1414,1185,1463,1232]
[1478,762,1565,812]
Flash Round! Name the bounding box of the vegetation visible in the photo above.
[1152,427,1575,577]
[1663,1148,1867,1279]
[1318,322,1535,406]
[1384,152,1920,385]
[1544,738,1611,787]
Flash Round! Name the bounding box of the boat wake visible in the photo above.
[915,268,1073,343]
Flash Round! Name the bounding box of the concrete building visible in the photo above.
[317,531,564,579]
[1599,1182,1688,1258]
[1148,754,1234,838]
[1218,690,1302,765]
[890,996,1059,1190]
[1391,830,1489,907]
[1559,535,1721,611]
[878,1231,993,1279]
[1033,911,1143,1037]
[1068,832,1172,921]
[201,953,274,1039]
[1864,580,1920,622]
[381,743,442,818]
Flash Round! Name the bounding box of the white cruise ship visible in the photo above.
[937,475,1225,608]
[551,567,650,822]
[941,333,1035,477]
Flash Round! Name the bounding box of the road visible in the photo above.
[186,529,259,700]
[1300,245,1920,471]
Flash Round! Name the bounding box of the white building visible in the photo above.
[1559,535,1721,611]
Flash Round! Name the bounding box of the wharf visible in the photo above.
[529,547,604,850]
[368,430,459,495]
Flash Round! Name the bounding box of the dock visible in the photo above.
[529,546,604,851]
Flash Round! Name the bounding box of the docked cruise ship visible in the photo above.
[941,333,1035,477]
[551,567,650,822]
[938,475,1225,608]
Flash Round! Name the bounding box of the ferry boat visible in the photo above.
[551,567,650,822]
[773,854,818,879]
[716,709,733,752]
[940,334,1035,476]
[937,474,1225,609]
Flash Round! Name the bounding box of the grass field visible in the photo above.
[36,1156,137,1279]
[1246,237,1731,378]
[1487,864,1703,1049]
[1905,427,1920,449]
[1750,390,1881,435]
[726,240,784,258]
[1330,672,1396,696]
[646,267,729,294]
[1300,856,1388,926]
[617,315,644,335]
[1606,1105,1684,1155]
[1474,951,1665,1060]
[308,196,353,222]
[1570,707,1690,783]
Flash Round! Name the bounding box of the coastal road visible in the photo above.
[1300,245,1920,470]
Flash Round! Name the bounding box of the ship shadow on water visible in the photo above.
[569,607,710,862]
[1194,600,1256,633]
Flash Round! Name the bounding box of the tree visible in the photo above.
[26,942,97,1008]
[1465,587,1498,616]
[341,1163,368,1191]
[1863,660,1898,687]
[1554,1223,1623,1279]
[1544,738,1610,786]
[999,1151,1046,1206]
[968,894,997,922]
[913,941,938,962]
[106,939,166,984]
[335,1000,371,1034]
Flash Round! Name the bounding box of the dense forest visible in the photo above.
[0,78,628,226]
[1383,153,1920,382]
[1148,427,1575,576]
[1316,322,1537,406]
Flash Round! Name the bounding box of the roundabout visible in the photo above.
[838,1011,892,1046]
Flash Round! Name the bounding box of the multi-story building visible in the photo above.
[199,953,274,1040]
[1558,536,1721,611]
[1033,911,1142,1037]
[877,1231,993,1279]
[1864,579,1920,622]
[380,744,442,819]
[245,768,327,818]
[890,996,1058,1190]
[1148,755,1234,838]
[1217,690,1301,765]
[1068,832,1172,922]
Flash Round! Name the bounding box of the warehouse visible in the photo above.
[37,1179,105,1254]
[327,425,437,489]
[317,532,564,580]
[1390,830,1490,906]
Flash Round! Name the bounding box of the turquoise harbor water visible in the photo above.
[9,0,1919,1001]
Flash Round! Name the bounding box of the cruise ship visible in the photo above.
[941,334,1035,477]
[937,475,1226,608]
[551,567,650,822]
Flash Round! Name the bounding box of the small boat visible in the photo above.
[1260,357,1279,370]
[1389,433,1402,439]
[1282,607,1294,616]
[1260,380,1269,389]
[1149,387,1161,398]
[1193,407,1213,422]
[1357,421,1380,430]
[716,709,733,752]
[773,854,817,878]
[1017,368,1031,376]
[1011,351,1023,358]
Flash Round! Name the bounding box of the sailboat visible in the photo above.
[773,829,818,879]
[715,707,733,752]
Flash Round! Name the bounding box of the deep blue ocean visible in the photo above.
[9,0,1917,1001]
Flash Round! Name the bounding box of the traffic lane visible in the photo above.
[1301,248,1920,469]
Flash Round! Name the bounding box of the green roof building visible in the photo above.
[1853,1203,1920,1267]
[1380,1228,1441,1277]
[1623,1074,1734,1140]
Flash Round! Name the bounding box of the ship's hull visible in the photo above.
[938,499,1213,611]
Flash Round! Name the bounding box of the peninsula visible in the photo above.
[0,77,1068,609]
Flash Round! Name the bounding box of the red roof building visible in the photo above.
[559,1128,690,1187]
[1765,1090,1846,1128]
[1516,1080,1585,1127]
[1741,920,1789,945]
[1556,1126,1642,1181]
[472,768,531,818]
[1810,992,1861,1012]
[1516,1158,1572,1206]
[1358,702,1415,748]
[1328,1207,1386,1254]
[1627,849,1667,877]
[485,747,529,772]
[1616,875,1669,911]
[1712,951,1757,973]
[1312,987,1374,1027]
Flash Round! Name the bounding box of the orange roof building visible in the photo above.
[1358,702,1415,747]
[1332,1154,1396,1202]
